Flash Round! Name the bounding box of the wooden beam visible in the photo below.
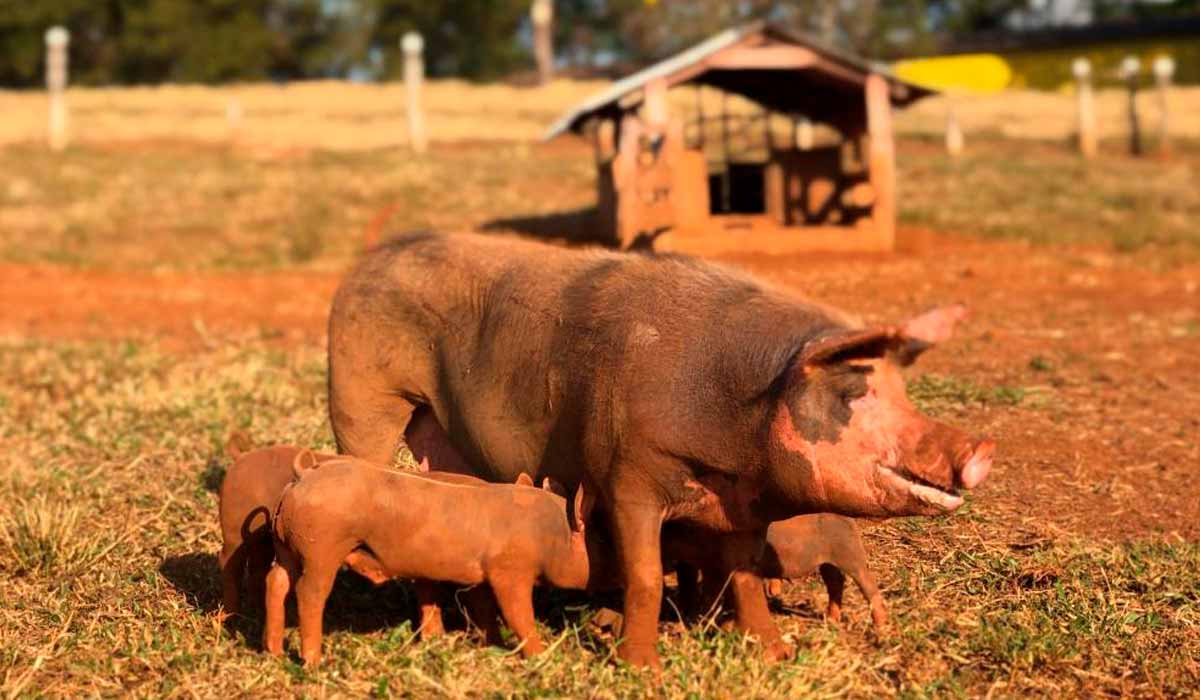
[865,74,895,251]
[705,46,818,70]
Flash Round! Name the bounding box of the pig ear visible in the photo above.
[897,305,969,366]
[515,472,534,487]
[800,328,902,368]
[570,483,595,533]
[415,456,431,473]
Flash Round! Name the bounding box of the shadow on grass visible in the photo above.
[159,552,433,646]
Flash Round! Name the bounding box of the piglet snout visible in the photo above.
[958,439,994,490]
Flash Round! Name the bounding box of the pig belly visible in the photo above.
[366,507,493,585]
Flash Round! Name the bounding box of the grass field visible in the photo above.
[1,81,1198,698]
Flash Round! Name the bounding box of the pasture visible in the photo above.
[0,81,1197,698]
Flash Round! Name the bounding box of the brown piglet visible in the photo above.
[217,445,338,617]
[672,514,887,629]
[264,457,600,666]
[219,444,495,639]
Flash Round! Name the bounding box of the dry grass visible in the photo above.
[0,79,604,151]
[0,337,1195,698]
[2,80,1199,152]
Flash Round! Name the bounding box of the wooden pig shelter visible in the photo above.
[545,21,935,254]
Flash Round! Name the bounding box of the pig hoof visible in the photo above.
[617,644,662,671]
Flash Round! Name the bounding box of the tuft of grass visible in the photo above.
[0,494,110,575]
[908,373,1030,413]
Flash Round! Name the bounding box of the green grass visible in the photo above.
[0,337,1196,697]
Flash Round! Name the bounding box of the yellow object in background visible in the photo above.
[893,54,1013,93]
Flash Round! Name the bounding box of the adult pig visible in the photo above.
[327,231,993,668]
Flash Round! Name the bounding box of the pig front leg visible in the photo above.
[720,532,794,662]
[487,572,544,657]
[610,499,665,669]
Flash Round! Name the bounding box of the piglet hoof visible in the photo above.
[870,601,889,630]
[825,603,843,626]
[765,579,783,598]
[762,638,795,664]
[301,651,322,668]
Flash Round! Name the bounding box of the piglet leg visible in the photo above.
[819,564,846,624]
[846,567,888,629]
[263,562,292,656]
[489,573,544,657]
[459,585,503,646]
[294,561,338,667]
[413,579,446,638]
[219,543,247,619]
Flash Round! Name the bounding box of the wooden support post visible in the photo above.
[865,74,896,250]
[945,99,964,157]
[226,98,243,144]
[1119,56,1142,157]
[531,0,554,86]
[402,32,428,154]
[643,77,668,128]
[1153,56,1175,158]
[796,117,813,150]
[44,26,69,152]
[1072,58,1096,159]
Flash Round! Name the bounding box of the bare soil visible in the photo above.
[7,230,1198,544]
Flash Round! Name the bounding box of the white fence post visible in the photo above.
[402,31,428,154]
[1072,58,1096,159]
[1119,56,1142,156]
[531,0,554,86]
[1153,56,1174,157]
[45,26,70,152]
[945,100,964,157]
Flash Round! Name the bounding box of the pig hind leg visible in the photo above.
[328,363,415,466]
[818,563,846,623]
[293,557,340,667]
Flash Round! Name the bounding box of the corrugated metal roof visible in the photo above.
[544,20,935,140]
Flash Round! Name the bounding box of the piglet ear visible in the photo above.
[515,472,535,487]
[896,304,969,365]
[800,328,902,367]
[570,482,595,533]
[292,449,320,479]
[415,456,431,473]
[542,477,569,498]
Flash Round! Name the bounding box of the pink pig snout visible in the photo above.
[957,439,994,490]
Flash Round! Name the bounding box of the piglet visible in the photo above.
[218,445,339,617]
[672,514,886,629]
[264,457,598,666]
[218,443,493,639]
